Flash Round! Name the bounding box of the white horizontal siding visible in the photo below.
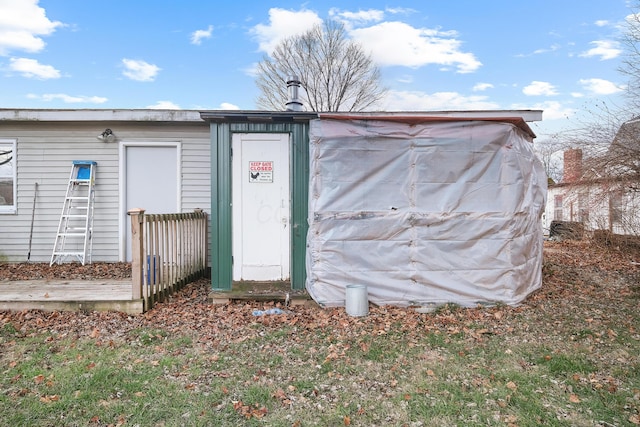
[0,119,211,263]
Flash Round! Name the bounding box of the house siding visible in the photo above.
[0,117,210,263]
[545,182,639,236]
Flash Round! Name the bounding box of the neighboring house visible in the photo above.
[544,121,640,236]
[0,109,211,263]
[2,108,546,308]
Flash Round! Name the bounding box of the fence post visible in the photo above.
[194,208,203,273]
[128,208,146,301]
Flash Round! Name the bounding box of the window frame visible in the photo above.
[553,194,563,221]
[0,139,17,214]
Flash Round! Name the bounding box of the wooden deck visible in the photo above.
[0,279,315,314]
[0,279,143,314]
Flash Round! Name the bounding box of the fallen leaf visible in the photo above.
[506,381,517,390]
[344,415,351,426]
[569,394,581,403]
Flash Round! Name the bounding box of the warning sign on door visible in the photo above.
[249,161,273,183]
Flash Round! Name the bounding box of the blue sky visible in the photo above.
[0,0,633,139]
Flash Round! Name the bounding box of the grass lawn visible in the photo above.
[1,240,639,426]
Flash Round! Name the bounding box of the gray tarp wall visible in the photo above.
[305,117,547,307]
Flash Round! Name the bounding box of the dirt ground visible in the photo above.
[0,261,131,281]
[0,241,638,338]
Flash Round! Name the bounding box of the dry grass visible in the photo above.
[1,240,639,426]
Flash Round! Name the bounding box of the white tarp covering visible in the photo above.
[305,117,547,307]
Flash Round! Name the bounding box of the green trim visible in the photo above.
[290,124,309,290]
[208,120,311,292]
[210,122,233,291]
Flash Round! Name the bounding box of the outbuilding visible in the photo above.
[201,110,546,307]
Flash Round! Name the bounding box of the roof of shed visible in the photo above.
[200,110,541,138]
[319,113,538,138]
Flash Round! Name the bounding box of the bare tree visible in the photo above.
[619,1,640,111]
[547,0,640,238]
[255,20,387,112]
[534,137,565,184]
[553,100,640,236]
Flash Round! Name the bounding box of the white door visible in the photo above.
[122,144,180,261]
[232,133,290,281]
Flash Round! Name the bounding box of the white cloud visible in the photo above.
[511,100,576,121]
[9,57,60,79]
[328,8,385,28]
[27,93,107,104]
[242,62,259,77]
[122,58,160,82]
[385,7,416,15]
[0,0,63,55]
[218,102,240,110]
[249,7,480,73]
[382,89,498,111]
[578,78,625,95]
[594,20,609,27]
[523,81,558,96]
[250,8,322,54]
[146,100,180,109]
[397,74,413,84]
[579,40,621,60]
[191,25,213,45]
[472,82,494,92]
[349,22,481,73]
[516,44,561,57]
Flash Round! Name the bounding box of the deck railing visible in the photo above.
[128,208,208,311]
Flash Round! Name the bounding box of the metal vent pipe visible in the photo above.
[285,76,304,111]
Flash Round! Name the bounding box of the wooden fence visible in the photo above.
[128,208,208,311]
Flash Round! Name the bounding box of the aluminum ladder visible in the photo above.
[50,161,97,265]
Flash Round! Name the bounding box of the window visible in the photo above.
[578,192,589,224]
[553,194,563,221]
[610,190,623,224]
[0,139,16,214]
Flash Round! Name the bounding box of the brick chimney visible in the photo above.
[563,148,583,183]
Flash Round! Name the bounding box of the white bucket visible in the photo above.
[345,284,369,317]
